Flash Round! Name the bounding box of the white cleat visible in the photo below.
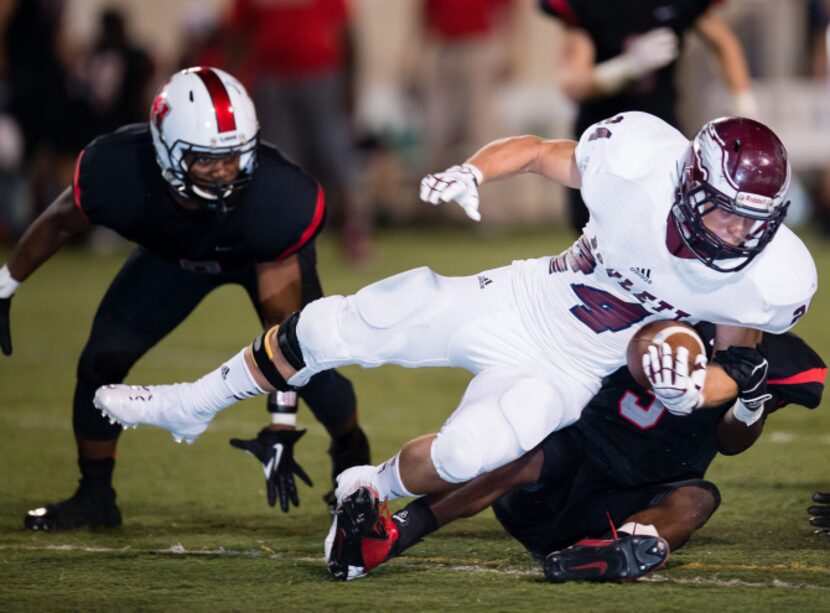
[93,384,210,444]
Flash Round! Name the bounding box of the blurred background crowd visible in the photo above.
[2,0,830,260]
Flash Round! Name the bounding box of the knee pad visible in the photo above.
[430,423,482,484]
[431,401,522,483]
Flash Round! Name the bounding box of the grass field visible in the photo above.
[1,226,829,611]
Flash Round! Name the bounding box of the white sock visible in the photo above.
[617,522,660,538]
[179,349,266,419]
[375,452,416,501]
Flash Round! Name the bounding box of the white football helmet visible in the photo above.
[149,66,259,209]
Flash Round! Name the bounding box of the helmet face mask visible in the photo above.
[150,67,259,212]
[671,117,791,273]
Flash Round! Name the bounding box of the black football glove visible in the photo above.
[713,345,772,415]
[808,492,830,534]
[0,297,11,356]
[230,427,312,512]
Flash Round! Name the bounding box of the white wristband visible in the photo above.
[462,163,484,186]
[270,412,297,427]
[0,265,20,299]
[732,399,764,426]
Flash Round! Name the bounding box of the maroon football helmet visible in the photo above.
[672,117,791,272]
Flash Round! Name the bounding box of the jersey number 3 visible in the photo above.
[619,390,665,429]
[570,284,650,333]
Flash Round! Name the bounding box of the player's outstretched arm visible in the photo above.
[466,136,581,189]
[559,27,679,101]
[0,187,90,356]
[420,137,579,221]
[694,8,759,118]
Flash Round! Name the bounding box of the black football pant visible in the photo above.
[73,246,356,441]
[491,428,720,558]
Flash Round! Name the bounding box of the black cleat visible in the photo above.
[544,534,669,583]
[24,484,122,531]
[809,491,830,534]
[326,487,392,581]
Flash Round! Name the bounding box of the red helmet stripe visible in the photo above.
[194,67,237,133]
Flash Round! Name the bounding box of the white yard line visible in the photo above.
[1,543,828,590]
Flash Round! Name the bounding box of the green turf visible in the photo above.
[1,226,829,611]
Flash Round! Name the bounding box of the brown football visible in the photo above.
[627,320,706,389]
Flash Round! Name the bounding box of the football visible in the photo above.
[627,320,706,389]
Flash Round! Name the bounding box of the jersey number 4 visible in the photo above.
[570,284,650,333]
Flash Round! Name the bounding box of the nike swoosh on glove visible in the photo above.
[230,427,312,512]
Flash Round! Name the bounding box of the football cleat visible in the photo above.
[93,384,208,444]
[544,534,669,583]
[24,484,122,531]
[325,487,399,581]
[333,465,378,506]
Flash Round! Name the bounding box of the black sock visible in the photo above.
[390,498,439,557]
[78,457,115,493]
[329,426,370,481]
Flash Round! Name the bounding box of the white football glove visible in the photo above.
[625,27,679,76]
[594,27,678,94]
[642,343,707,416]
[419,163,483,221]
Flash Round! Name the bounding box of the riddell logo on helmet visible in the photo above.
[736,192,773,211]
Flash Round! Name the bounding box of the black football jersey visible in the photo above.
[575,329,826,487]
[538,0,715,134]
[72,124,325,273]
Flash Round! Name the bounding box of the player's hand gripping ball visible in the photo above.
[627,320,708,415]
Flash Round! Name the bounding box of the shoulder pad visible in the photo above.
[576,112,687,182]
[747,226,817,333]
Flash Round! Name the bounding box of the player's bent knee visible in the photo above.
[430,424,483,483]
[667,481,721,526]
[431,401,524,483]
[680,480,721,516]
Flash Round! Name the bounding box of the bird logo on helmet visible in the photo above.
[672,116,791,272]
[149,66,260,212]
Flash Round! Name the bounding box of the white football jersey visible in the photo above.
[511,112,816,385]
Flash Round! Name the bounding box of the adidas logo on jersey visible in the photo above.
[630,267,652,285]
[477,275,493,289]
